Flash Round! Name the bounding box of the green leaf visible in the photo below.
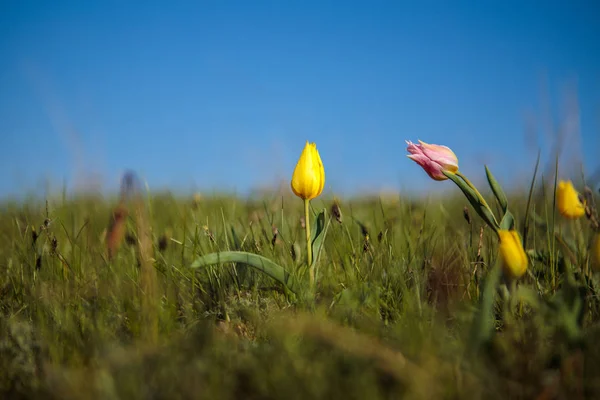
[444,171,500,232]
[467,263,502,355]
[311,208,326,244]
[190,251,301,294]
[310,208,329,269]
[499,210,515,230]
[485,165,508,214]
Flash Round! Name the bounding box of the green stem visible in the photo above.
[456,171,493,212]
[304,198,313,286]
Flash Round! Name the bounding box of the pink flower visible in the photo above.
[406,140,459,181]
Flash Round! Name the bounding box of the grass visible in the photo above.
[0,177,599,399]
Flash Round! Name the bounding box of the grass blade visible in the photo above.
[523,150,541,250]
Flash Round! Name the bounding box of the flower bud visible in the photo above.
[498,230,528,280]
[406,140,459,181]
[291,141,325,200]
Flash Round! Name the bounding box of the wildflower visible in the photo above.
[291,141,325,200]
[591,233,600,272]
[556,180,586,219]
[406,140,459,181]
[291,141,325,288]
[498,230,528,280]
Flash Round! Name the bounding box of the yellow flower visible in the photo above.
[556,180,586,219]
[291,141,325,200]
[591,233,600,273]
[498,230,528,280]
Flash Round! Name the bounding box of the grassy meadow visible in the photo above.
[1,166,599,399]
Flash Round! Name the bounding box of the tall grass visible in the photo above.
[0,177,599,399]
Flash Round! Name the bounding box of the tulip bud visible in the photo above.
[406,140,459,181]
[498,230,528,280]
[291,141,325,200]
[556,180,586,219]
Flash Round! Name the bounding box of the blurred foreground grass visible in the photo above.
[1,187,599,399]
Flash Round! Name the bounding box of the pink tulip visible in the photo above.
[406,140,459,181]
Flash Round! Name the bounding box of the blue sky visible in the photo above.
[1,1,599,198]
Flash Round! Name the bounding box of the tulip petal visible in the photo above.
[498,229,528,279]
[407,154,447,181]
[291,141,325,200]
[418,140,459,171]
[406,139,459,181]
[556,180,585,219]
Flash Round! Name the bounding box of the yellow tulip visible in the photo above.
[498,230,528,280]
[591,233,600,273]
[291,141,325,200]
[556,180,586,219]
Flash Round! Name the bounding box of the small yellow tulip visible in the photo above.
[556,180,586,219]
[291,141,325,200]
[498,230,528,280]
[591,233,600,273]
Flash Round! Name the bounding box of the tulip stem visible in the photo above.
[456,171,498,224]
[304,198,314,287]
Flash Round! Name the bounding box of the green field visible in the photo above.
[1,170,599,399]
